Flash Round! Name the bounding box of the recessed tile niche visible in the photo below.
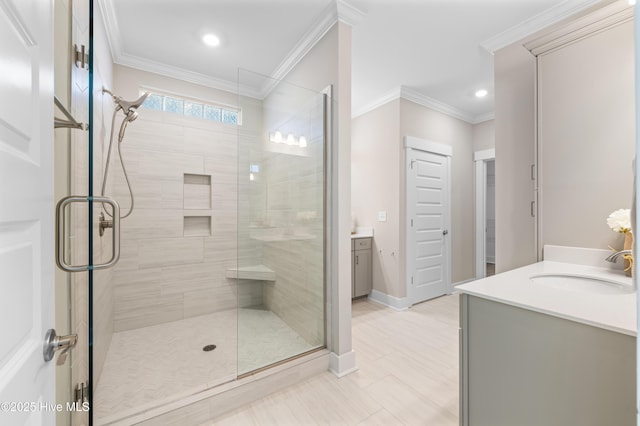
[183,216,211,237]
[183,173,211,210]
[183,173,212,236]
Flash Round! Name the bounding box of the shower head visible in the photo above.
[118,109,138,142]
[114,92,149,113]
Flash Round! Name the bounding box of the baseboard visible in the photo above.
[367,289,411,311]
[329,350,358,378]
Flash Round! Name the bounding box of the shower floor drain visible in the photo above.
[202,344,217,352]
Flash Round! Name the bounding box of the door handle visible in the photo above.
[55,195,120,272]
[443,230,449,235]
[43,329,77,365]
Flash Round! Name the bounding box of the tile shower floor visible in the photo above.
[94,308,314,422]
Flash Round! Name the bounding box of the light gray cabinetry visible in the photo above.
[460,294,635,426]
[352,237,372,298]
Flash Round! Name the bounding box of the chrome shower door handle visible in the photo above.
[55,195,121,272]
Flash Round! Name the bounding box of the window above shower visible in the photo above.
[139,89,242,125]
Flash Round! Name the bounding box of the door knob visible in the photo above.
[443,230,449,235]
[43,329,77,364]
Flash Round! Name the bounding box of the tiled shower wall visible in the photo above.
[261,146,325,347]
[250,90,326,347]
[108,108,242,331]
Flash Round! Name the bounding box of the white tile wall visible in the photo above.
[110,105,244,333]
[260,148,325,348]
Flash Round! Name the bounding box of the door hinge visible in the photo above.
[75,381,88,405]
[411,276,414,284]
[410,160,415,169]
[74,44,89,69]
[411,219,414,227]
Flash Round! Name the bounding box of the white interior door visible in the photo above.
[406,143,451,305]
[0,0,55,424]
[474,149,495,279]
[486,160,496,264]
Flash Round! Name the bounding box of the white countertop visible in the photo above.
[457,260,636,336]
[351,227,373,239]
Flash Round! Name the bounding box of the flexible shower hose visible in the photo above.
[101,108,135,219]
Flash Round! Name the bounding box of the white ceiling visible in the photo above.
[100,0,603,123]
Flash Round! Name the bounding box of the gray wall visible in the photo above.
[494,42,537,273]
[494,5,635,272]
[351,99,400,297]
[538,19,635,253]
[472,119,495,152]
[351,97,476,300]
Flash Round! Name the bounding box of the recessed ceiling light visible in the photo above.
[475,89,488,98]
[202,33,220,47]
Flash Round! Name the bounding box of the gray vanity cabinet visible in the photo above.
[459,294,635,426]
[352,237,372,298]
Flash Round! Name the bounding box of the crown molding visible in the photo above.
[98,0,361,101]
[262,1,340,97]
[524,1,633,56]
[351,88,401,118]
[400,87,476,123]
[116,52,262,99]
[471,112,495,125]
[99,0,259,98]
[262,0,365,96]
[353,87,495,125]
[97,0,123,62]
[480,0,603,54]
[337,0,367,27]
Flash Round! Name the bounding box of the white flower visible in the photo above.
[607,209,631,233]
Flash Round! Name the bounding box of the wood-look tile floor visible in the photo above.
[208,294,460,425]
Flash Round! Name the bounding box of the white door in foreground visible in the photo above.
[0,0,55,424]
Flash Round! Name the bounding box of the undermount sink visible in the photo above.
[530,273,633,295]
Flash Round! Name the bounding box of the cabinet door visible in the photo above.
[354,249,371,297]
[351,249,355,297]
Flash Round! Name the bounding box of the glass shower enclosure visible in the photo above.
[236,70,327,375]
[86,64,328,424]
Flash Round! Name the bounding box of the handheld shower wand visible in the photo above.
[118,110,138,142]
[100,88,149,224]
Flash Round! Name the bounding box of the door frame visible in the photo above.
[474,149,495,279]
[404,136,452,306]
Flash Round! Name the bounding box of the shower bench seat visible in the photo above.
[225,265,276,281]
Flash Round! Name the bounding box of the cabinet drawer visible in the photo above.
[354,238,371,250]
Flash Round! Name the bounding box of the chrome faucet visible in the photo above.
[605,250,635,291]
[605,250,633,263]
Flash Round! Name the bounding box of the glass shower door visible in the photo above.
[237,70,327,375]
[53,1,94,425]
